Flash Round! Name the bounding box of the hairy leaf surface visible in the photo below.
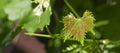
[63,11,95,45]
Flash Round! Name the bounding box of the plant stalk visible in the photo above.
[64,0,80,18]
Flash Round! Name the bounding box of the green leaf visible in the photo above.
[2,26,22,45]
[0,0,8,18]
[38,7,51,30]
[4,0,31,21]
[0,9,6,18]
[0,0,8,9]
[63,11,95,46]
[22,15,39,33]
[95,20,109,27]
[23,7,51,33]
[23,0,51,33]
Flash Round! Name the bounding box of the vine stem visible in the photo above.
[25,33,52,38]
[25,26,53,38]
[102,44,106,53]
[64,0,103,52]
[95,40,103,53]
[91,35,103,53]
[64,0,80,18]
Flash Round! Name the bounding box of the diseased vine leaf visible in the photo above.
[63,11,95,46]
[4,0,31,21]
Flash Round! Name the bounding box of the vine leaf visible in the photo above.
[63,11,95,46]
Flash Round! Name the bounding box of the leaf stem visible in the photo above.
[46,26,52,35]
[91,35,103,53]
[64,0,80,18]
[102,44,106,53]
[25,33,52,38]
[25,26,53,38]
[95,40,103,53]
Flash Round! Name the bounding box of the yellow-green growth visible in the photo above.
[63,11,95,46]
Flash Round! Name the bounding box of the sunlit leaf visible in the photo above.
[38,7,51,30]
[23,0,51,33]
[0,0,8,9]
[22,15,39,33]
[4,0,31,21]
[63,11,95,45]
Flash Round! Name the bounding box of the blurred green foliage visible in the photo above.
[0,0,120,53]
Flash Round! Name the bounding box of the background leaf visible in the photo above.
[4,0,31,21]
[23,7,51,33]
